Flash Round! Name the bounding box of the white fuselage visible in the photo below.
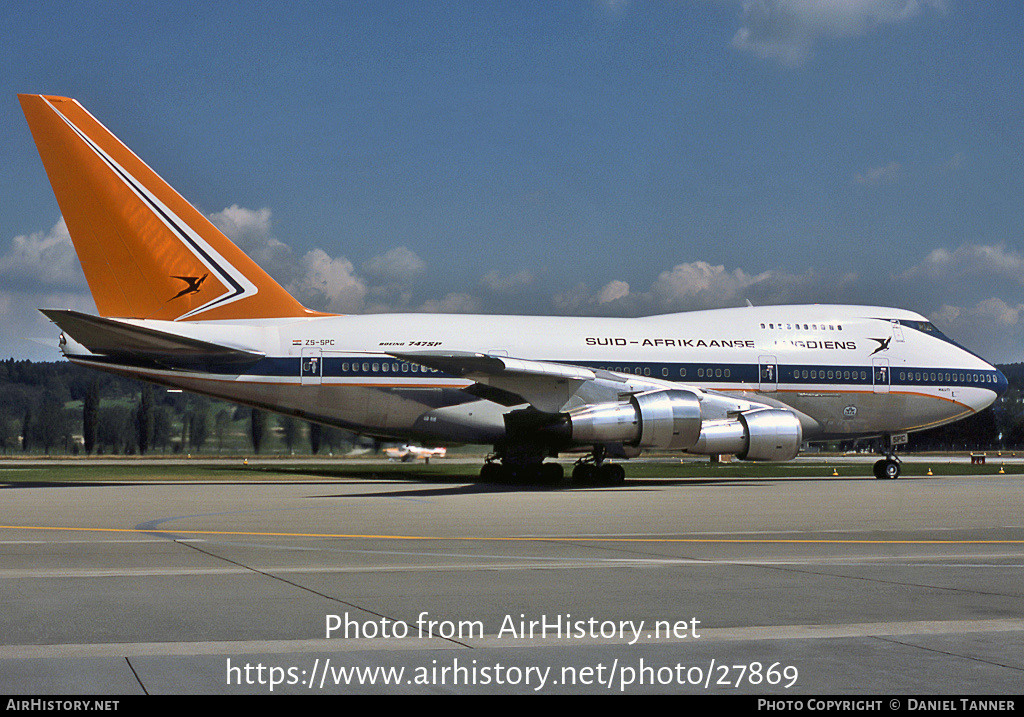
[63,304,1004,450]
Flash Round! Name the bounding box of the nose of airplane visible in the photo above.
[994,367,1009,396]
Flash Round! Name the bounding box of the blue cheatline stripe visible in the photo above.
[74,354,1004,393]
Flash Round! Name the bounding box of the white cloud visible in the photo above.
[854,161,901,185]
[208,205,299,286]
[480,270,535,294]
[209,206,427,314]
[0,287,96,361]
[2,209,1022,364]
[418,293,482,314]
[208,204,273,243]
[550,261,857,317]
[552,283,597,315]
[930,298,1024,364]
[0,218,94,360]
[893,244,1024,361]
[900,244,1024,287]
[596,280,630,304]
[362,246,426,284]
[288,249,368,314]
[0,218,85,291]
[650,261,773,308]
[731,0,946,67]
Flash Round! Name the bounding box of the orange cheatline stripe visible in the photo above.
[0,525,1022,544]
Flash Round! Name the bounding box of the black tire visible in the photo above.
[598,463,626,485]
[572,464,597,483]
[480,462,504,481]
[874,458,900,480]
[540,462,565,484]
[883,459,901,480]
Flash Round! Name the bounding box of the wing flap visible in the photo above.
[389,351,595,413]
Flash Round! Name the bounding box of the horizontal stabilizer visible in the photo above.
[41,309,264,366]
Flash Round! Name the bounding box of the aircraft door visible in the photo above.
[759,355,778,392]
[301,348,322,386]
[872,358,890,394]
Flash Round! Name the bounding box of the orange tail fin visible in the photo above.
[20,94,321,321]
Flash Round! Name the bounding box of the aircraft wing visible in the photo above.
[388,350,609,413]
[41,309,264,366]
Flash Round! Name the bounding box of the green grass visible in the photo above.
[0,457,1019,484]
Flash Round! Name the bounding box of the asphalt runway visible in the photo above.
[1,467,1022,695]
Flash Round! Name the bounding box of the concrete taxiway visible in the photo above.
[1,467,1022,694]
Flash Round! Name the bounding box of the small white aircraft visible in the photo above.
[20,94,1006,483]
[384,445,448,463]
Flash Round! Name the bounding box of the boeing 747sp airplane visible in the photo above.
[19,94,1007,482]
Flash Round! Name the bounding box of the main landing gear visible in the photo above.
[570,445,625,485]
[479,445,626,486]
[479,459,564,484]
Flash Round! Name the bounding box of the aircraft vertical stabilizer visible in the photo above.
[19,94,319,321]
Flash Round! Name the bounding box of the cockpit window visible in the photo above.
[897,319,982,359]
[901,320,953,343]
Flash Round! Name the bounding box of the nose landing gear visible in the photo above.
[873,435,904,479]
[873,456,901,480]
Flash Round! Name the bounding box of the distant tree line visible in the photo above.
[1,358,1023,456]
[0,359,357,456]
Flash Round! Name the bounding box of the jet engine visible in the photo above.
[560,389,802,461]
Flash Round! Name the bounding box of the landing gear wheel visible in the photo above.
[597,463,626,485]
[539,462,565,485]
[480,462,504,482]
[873,458,901,480]
[572,464,598,483]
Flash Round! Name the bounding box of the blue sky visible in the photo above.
[2,1,1023,362]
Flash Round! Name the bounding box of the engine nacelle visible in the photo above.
[563,391,801,461]
[688,408,802,461]
[565,389,701,450]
